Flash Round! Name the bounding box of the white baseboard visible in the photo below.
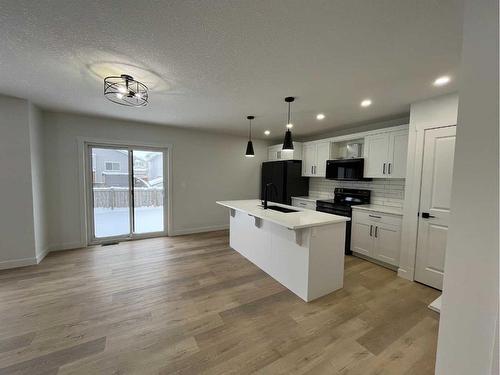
[429,295,442,313]
[48,241,86,252]
[0,257,37,270]
[170,224,229,236]
[397,267,413,281]
[36,247,50,264]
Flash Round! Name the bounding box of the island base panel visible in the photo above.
[229,211,345,302]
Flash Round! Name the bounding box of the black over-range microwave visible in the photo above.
[325,158,371,181]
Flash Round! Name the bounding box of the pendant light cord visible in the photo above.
[248,118,252,140]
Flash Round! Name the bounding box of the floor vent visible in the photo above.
[102,241,119,247]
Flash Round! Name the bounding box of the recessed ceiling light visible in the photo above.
[264,130,270,136]
[361,99,372,107]
[433,76,451,86]
[316,113,325,120]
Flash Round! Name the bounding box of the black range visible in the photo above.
[316,188,371,255]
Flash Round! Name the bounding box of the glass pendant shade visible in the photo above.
[282,129,294,150]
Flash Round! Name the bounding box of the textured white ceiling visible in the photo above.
[0,1,462,138]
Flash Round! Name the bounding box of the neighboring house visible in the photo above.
[92,149,161,188]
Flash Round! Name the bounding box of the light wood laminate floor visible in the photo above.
[0,230,440,374]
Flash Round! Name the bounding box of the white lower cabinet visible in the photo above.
[351,209,402,267]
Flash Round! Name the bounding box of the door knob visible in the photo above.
[421,212,435,219]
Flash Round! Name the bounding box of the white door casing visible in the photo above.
[414,126,456,290]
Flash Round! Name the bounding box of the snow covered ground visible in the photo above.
[94,206,164,238]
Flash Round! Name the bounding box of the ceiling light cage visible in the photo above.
[104,74,148,107]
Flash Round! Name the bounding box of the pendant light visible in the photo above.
[245,115,255,157]
[282,97,295,150]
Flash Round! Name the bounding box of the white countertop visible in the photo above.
[352,204,403,216]
[217,199,349,230]
[291,196,320,202]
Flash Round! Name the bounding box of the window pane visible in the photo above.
[132,150,164,234]
[91,147,130,238]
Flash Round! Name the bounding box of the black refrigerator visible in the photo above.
[260,160,309,205]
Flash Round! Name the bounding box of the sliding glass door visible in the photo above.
[87,144,166,243]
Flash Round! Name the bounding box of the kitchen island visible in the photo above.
[217,199,349,302]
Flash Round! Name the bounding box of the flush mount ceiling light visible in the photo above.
[264,130,271,136]
[360,99,372,107]
[282,97,295,150]
[316,113,325,120]
[245,115,255,157]
[104,74,148,107]
[433,75,451,86]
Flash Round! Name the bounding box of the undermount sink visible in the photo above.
[266,205,299,213]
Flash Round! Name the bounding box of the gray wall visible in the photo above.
[43,111,270,249]
[0,95,37,268]
[435,0,499,373]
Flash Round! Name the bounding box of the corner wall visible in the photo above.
[28,103,48,261]
[0,95,38,268]
[435,0,499,373]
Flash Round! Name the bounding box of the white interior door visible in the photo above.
[415,126,456,289]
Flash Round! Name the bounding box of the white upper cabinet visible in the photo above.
[267,142,302,161]
[364,129,408,178]
[387,130,409,178]
[302,143,316,176]
[364,133,390,177]
[301,141,331,177]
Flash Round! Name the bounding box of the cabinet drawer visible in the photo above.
[291,199,316,210]
[352,210,402,228]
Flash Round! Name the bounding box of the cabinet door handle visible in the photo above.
[369,214,381,219]
[369,225,373,237]
[374,226,378,238]
[311,166,313,174]
[388,163,392,174]
[314,165,316,174]
[383,163,386,174]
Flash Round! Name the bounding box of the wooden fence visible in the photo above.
[93,187,164,209]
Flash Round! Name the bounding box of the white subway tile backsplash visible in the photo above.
[309,178,406,208]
